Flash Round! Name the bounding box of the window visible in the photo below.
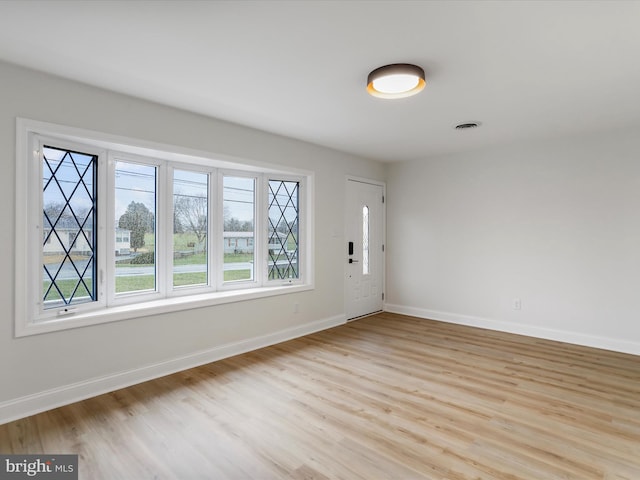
[15,118,313,336]
[223,175,255,283]
[42,145,97,310]
[173,169,209,288]
[268,180,299,280]
[114,160,157,295]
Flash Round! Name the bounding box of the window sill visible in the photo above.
[17,283,313,337]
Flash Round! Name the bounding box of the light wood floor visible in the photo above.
[1,313,639,479]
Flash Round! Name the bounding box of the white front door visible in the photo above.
[345,179,384,320]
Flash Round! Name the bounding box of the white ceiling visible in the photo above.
[1,1,639,162]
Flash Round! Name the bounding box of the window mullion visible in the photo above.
[209,170,217,290]
[167,164,178,294]
[105,152,117,306]
[158,161,171,296]
[31,138,45,320]
[216,171,224,289]
[96,150,108,308]
[254,175,264,287]
[262,175,269,285]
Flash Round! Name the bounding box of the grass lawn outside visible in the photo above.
[116,252,253,266]
[46,270,253,298]
[44,235,256,298]
[114,269,252,291]
[43,279,93,302]
[116,270,253,288]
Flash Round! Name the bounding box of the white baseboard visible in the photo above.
[384,303,640,356]
[0,314,345,425]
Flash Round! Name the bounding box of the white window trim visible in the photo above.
[15,118,315,338]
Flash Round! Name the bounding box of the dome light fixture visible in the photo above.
[367,63,426,99]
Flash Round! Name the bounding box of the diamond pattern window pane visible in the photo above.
[42,146,97,309]
[268,180,299,280]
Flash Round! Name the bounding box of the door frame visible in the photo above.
[344,176,386,320]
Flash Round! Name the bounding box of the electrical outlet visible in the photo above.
[512,298,522,310]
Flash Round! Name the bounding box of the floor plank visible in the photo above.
[1,313,639,479]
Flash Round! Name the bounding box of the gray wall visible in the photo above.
[386,127,640,354]
[0,61,385,411]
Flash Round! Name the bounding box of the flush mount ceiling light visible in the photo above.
[367,63,426,99]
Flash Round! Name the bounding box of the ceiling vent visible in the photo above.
[455,122,479,130]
